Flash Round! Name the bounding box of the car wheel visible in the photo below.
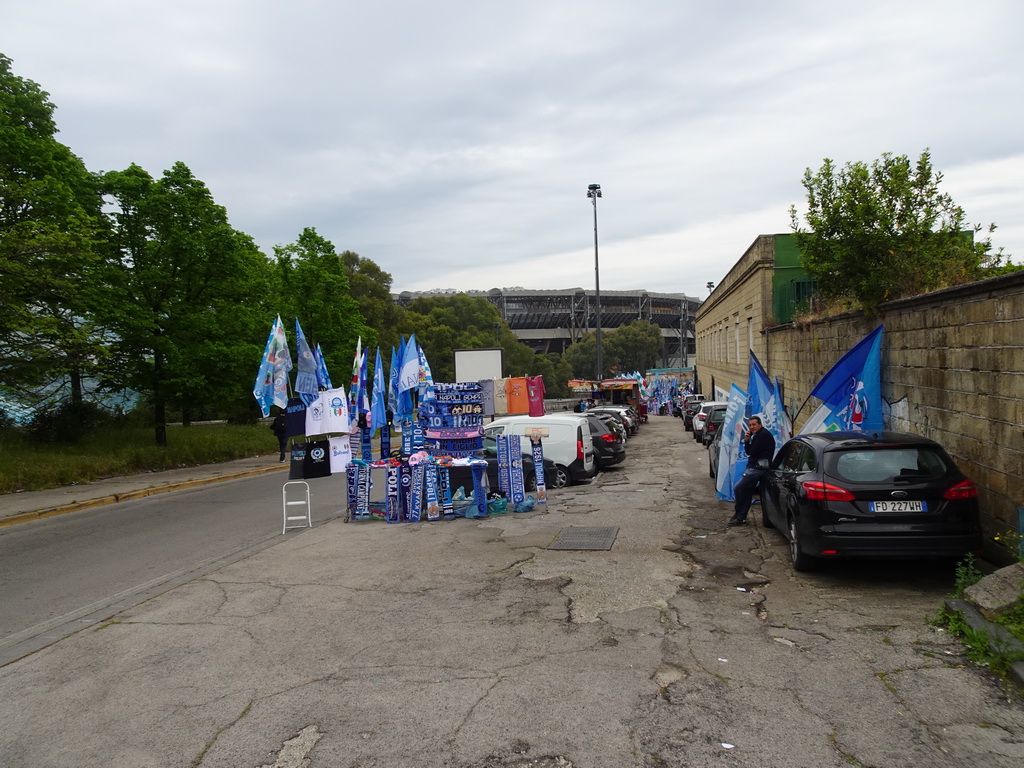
[708,459,715,479]
[550,465,571,489]
[523,471,537,492]
[788,513,815,572]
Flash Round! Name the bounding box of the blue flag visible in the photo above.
[294,319,318,406]
[801,325,884,433]
[387,346,400,416]
[417,343,435,403]
[369,347,387,433]
[396,338,414,422]
[252,316,292,417]
[715,384,748,502]
[746,350,788,453]
[358,346,370,416]
[398,333,419,392]
[314,343,332,390]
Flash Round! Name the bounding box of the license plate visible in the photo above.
[869,500,927,513]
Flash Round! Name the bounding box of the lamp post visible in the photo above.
[587,183,603,382]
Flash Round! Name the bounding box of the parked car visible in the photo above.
[708,424,724,479]
[692,401,728,442]
[448,436,563,493]
[583,413,627,469]
[701,405,728,447]
[484,414,597,487]
[682,395,706,430]
[588,406,637,436]
[760,431,983,572]
[595,411,628,443]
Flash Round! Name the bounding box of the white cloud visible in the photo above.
[4,0,1023,297]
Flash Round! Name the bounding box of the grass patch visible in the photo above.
[935,549,1024,684]
[993,601,1024,644]
[0,423,275,493]
[935,604,1024,679]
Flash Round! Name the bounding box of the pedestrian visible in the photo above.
[729,415,775,527]
[270,409,288,462]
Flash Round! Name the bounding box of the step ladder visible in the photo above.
[282,481,312,534]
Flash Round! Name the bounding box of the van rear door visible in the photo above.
[578,424,596,472]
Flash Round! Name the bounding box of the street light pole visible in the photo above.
[587,183,603,382]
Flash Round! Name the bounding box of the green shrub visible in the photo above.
[27,401,113,444]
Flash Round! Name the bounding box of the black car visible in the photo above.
[592,411,628,443]
[448,437,564,494]
[760,431,982,571]
[588,407,636,437]
[584,413,627,469]
[682,395,705,430]
[701,405,728,447]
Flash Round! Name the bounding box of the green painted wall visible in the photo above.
[771,234,815,324]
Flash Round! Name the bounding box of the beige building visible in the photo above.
[693,234,804,399]
[694,233,1024,536]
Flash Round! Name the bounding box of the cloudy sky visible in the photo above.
[5,1,1022,298]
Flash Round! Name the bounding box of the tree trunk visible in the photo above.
[154,398,167,446]
[70,366,83,406]
[153,351,167,447]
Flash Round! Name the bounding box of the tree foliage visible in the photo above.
[339,250,407,354]
[401,294,554,386]
[564,321,663,379]
[272,228,371,382]
[0,53,106,404]
[790,150,1006,309]
[604,320,664,375]
[99,162,273,444]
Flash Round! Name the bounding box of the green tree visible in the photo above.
[100,162,273,445]
[0,53,106,407]
[564,321,663,380]
[790,150,1005,310]
[564,333,598,380]
[339,250,407,354]
[272,228,371,382]
[403,294,544,384]
[604,320,663,375]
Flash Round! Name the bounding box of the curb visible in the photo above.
[0,464,289,528]
[945,597,1024,690]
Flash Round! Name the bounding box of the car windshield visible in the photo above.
[826,447,956,484]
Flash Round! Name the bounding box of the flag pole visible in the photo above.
[790,392,815,427]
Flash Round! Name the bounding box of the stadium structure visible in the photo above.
[395,288,700,368]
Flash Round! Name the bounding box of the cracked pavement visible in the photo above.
[1,415,1022,767]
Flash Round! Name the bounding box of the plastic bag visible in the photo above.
[513,496,536,514]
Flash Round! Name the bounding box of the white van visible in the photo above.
[484,414,597,487]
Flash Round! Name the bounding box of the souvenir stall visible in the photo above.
[253,319,546,529]
[644,368,695,415]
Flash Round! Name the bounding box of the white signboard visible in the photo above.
[454,347,503,382]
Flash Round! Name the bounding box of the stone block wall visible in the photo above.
[765,271,1024,534]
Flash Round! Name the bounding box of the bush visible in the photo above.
[26,401,112,444]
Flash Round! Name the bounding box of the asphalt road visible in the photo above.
[1,415,1022,768]
[0,470,348,664]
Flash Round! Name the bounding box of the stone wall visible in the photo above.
[764,270,1024,533]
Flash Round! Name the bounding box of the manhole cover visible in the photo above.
[547,526,619,551]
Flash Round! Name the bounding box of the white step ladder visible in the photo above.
[282,481,312,534]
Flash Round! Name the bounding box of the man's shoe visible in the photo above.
[727,518,747,527]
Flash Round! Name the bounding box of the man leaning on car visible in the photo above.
[729,415,775,527]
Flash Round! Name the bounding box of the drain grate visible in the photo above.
[547,526,619,551]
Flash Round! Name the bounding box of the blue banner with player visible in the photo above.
[800,325,883,433]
